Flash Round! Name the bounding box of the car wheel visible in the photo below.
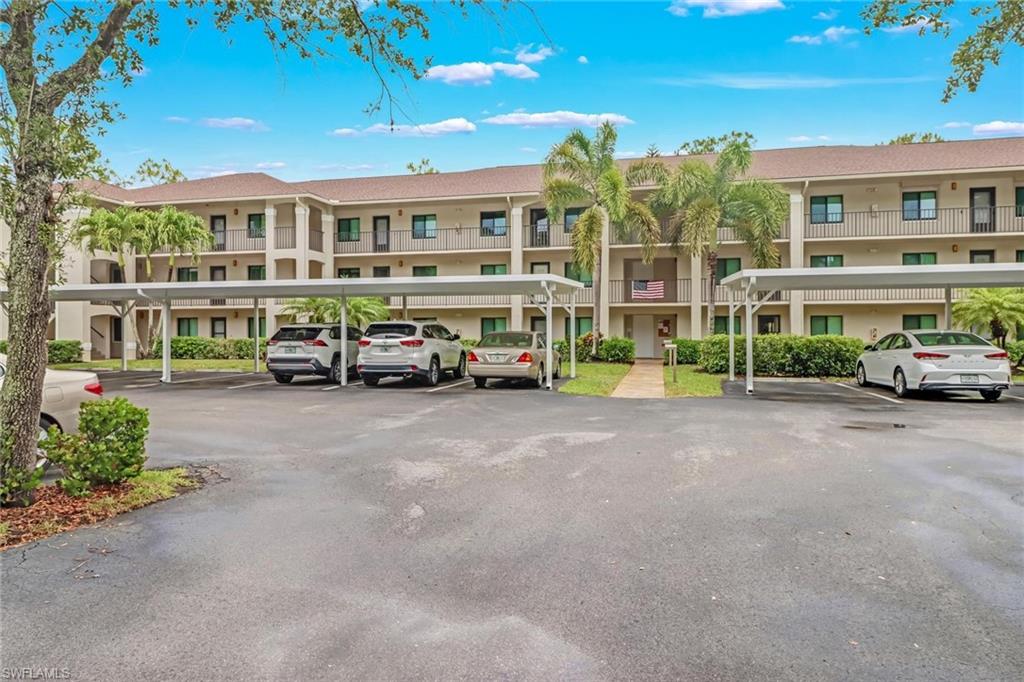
[534,364,545,388]
[273,374,293,384]
[329,357,342,383]
[980,388,1002,402]
[422,357,441,387]
[37,416,57,471]
[363,375,380,386]
[856,363,869,387]
[453,353,467,379]
[474,377,487,388]
[893,368,909,398]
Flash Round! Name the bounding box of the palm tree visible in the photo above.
[280,297,390,329]
[953,288,1024,348]
[157,206,213,284]
[543,122,662,356]
[649,140,789,335]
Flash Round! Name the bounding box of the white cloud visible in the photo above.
[614,151,641,159]
[329,117,477,137]
[514,44,555,64]
[814,9,839,20]
[132,66,151,77]
[939,121,971,129]
[165,116,190,124]
[787,35,822,45]
[424,61,538,85]
[481,111,634,128]
[789,25,857,45]
[787,135,831,142]
[519,146,537,153]
[199,117,269,132]
[255,161,287,170]
[882,17,930,33]
[578,55,589,64]
[667,0,785,19]
[972,120,1024,136]
[655,73,934,89]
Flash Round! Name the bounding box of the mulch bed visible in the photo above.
[3,482,141,550]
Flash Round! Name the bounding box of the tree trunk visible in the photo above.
[591,255,602,358]
[0,175,55,493]
[706,251,719,336]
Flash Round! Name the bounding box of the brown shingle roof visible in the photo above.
[84,137,1024,205]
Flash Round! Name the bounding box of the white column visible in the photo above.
[160,301,172,384]
[120,304,129,371]
[728,292,736,381]
[340,295,348,386]
[545,284,554,390]
[322,212,335,259]
[569,291,576,379]
[253,298,260,373]
[264,205,279,327]
[599,211,611,339]
[788,192,805,335]
[510,206,524,330]
[295,204,310,279]
[745,292,754,395]
[690,253,703,339]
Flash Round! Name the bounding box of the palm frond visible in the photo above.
[726,179,789,268]
[679,196,721,258]
[624,158,668,189]
[571,206,604,273]
[543,178,590,224]
[596,168,630,224]
[621,201,661,264]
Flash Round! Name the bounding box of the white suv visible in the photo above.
[266,323,362,384]
[357,321,467,387]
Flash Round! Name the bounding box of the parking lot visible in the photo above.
[3,370,1022,679]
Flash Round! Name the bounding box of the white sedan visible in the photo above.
[856,331,1012,401]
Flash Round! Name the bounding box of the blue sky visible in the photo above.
[99,0,1024,183]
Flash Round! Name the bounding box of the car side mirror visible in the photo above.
[864,344,875,351]
[452,334,460,341]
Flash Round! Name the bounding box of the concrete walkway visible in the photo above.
[611,358,665,398]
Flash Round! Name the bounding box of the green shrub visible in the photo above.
[0,339,81,363]
[597,336,636,363]
[0,446,44,506]
[554,334,596,364]
[0,340,7,354]
[1008,340,1024,367]
[459,337,479,350]
[41,397,149,497]
[666,338,701,365]
[699,334,863,377]
[152,337,266,360]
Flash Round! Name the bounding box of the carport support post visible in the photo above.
[728,290,736,382]
[944,287,953,329]
[569,291,577,379]
[160,300,172,384]
[339,294,348,386]
[744,282,755,395]
[544,283,553,390]
[252,298,260,374]
[401,295,408,321]
[119,303,129,372]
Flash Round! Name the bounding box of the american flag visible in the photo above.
[632,280,665,300]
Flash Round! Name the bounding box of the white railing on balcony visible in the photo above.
[336,227,511,254]
[804,206,1023,239]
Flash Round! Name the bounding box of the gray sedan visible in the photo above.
[467,331,560,388]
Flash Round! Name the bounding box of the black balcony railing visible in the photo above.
[275,226,297,249]
[156,229,265,254]
[608,279,690,303]
[700,281,789,303]
[612,218,790,246]
[309,229,324,253]
[335,227,511,254]
[804,206,1023,239]
[524,224,574,248]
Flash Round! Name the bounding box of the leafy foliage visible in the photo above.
[675,131,755,156]
[279,297,391,328]
[953,288,1024,347]
[887,132,946,144]
[698,334,865,377]
[666,338,702,364]
[41,398,149,497]
[126,158,187,187]
[0,339,81,363]
[862,0,1024,101]
[152,337,268,360]
[406,158,439,174]
[1007,340,1024,367]
[596,337,636,363]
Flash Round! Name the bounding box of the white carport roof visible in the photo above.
[720,263,1024,292]
[0,274,583,303]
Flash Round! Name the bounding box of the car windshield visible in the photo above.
[479,332,533,348]
[913,332,991,347]
[271,327,324,342]
[365,323,418,339]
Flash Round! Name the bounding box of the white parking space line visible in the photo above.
[1003,394,1024,402]
[833,382,903,404]
[228,379,278,390]
[427,378,473,393]
[321,381,363,391]
[126,372,258,389]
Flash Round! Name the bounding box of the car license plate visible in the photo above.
[284,347,296,354]
[961,374,979,384]
[487,353,507,363]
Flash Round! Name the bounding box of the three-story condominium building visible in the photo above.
[1,137,1022,360]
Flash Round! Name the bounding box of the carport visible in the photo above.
[720,263,1024,394]
[3,275,584,390]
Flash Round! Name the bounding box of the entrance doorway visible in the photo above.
[632,314,655,358]
[970,188,995,233]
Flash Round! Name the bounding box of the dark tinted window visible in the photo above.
[271,327,324,342]
[479,332,533,348]
[435,325,454,340]
[913,332,991,347]
[365,323,417,338]
[890,335,910,350]
[874,334,895,350]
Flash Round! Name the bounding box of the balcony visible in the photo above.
[172,298,265,308]
[384,294,512,307]
[609,279,690,303]
[275,226,296,249]
[335,227,511,255]
[524,224,573,248]
[309,229,324,253]
[701,282,789,303]
[804,206,1023,239]
[612,218,790,246]
[803,288,964,303]
[155,229,265,254]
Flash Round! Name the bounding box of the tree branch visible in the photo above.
[39,0,143,110]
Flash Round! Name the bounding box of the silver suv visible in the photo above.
[357,321,467,387]
[267,323,362,384]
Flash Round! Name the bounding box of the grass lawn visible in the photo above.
[663,364,724,397]
[51,358,267,372]
[558,362,632,397]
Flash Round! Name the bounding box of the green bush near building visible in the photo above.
[597,337,636,363]
[666,338,702,364]
[1008,340,1024,367]
[699,333,864,377]
[0,339,82,363]
[152,336,267,360]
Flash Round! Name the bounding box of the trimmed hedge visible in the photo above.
[1008,340,1024,367]
[459,338,479,350]
[597,336,636,363]
[666,338,701,365]
[0,339,82,364]
[699,334,864,377]
[152,337,268,360]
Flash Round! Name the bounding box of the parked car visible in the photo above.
[856,330,1012,401]
[357,321,466,387]
[0,353,103,468]
[467,331,560,388]
[266,323,362,384]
